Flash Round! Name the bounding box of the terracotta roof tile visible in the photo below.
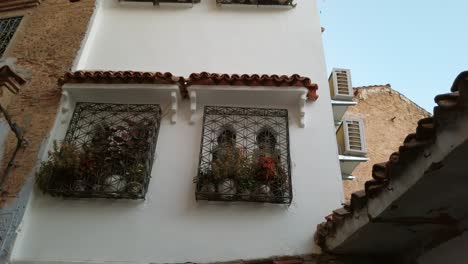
[353,84,392,89]
[451,71,468,92]
[58,71,182,86]
[187,72,319,101]
[314,71,468,251]
[59,71,319,101]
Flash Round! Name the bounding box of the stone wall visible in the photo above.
[342,85,430,200]
[0,0,95,205]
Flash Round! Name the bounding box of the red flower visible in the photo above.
[257,156,278,182]
[80,158,96,173]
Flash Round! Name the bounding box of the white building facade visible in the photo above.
[11,1,346,263]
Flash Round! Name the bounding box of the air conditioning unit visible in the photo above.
[329,68,353,101]
[336,119,367,157]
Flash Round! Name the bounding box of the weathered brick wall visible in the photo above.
[342,85,430,200]
[0,0,95,205]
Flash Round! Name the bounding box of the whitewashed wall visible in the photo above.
[12,0,344,263]
[418,232,468,264]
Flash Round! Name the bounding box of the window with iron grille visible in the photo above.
[216,0,296,7]
[120,0,200,5]
[36,103,161,199]
[195,106,292,204]
[0,16,22,57]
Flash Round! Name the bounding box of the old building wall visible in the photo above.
[342,85,430,200]
[0,0,95,204]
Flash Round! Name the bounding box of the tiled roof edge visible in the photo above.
[451,71,468,92]
[59,71,319,101]
[353,84,391,89]
[58,71,182,86]
[187,72,318,101]
[354,84,431,116]
[314,71,468,252]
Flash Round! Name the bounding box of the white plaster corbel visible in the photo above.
[170,91,178,124]
[299,92,307,128]
[60,91,71,124]
[189,91,197,124]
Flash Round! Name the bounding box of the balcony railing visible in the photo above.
[216,0,296,7]
[36,103,161,199]
[195,106,292,204]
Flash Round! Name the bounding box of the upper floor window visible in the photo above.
[216,0,296,7]
[120,0,200,5]
[196,106,292,204]
[0,16,22,57]
[36,103,161,199]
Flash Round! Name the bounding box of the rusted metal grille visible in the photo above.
[39,103,161,199]
[0,16,22,56]
[195,106,292,204]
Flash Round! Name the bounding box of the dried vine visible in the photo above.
[0,103,26,193]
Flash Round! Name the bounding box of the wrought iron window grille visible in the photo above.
[0,16,22,57]
[119,0,201,5]
[216,0,296,7]
[195,106,292,204]
[36,103,161,199]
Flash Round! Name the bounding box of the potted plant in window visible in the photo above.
[36,141,81,196]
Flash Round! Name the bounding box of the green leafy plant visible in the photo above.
[36,141,81,194]
[36,118,156,198]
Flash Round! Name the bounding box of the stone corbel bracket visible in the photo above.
[60,91,74,124]
[189,91,197,125]
[299,92,307,128]
[170,91,178,124]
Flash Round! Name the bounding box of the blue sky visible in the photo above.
[318,0,468,111]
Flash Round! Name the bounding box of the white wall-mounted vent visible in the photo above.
[329,68,353,101]
[336,118,367,157]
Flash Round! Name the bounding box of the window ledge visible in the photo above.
[331,100,357,106]
[342,175,357,181]
[119,0,200,7]
[187,85,309,127]
[339,155,368,176]
[216,0,296,8]
[61,83,180,124]
[331,100,357,123]
[339,155,369,162]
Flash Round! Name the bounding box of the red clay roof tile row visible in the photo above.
[58,71,180,86]
[314,71,468,252]
[58,71,319,101]
[188,72,318,100]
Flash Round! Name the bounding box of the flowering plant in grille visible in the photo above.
[36,103,161,199]
[195,106,292,204]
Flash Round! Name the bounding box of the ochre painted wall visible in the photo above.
[342,85,430,200]
[0,0,95,205]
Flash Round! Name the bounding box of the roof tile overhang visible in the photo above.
[58,71,182,86]
[0,0,41,12]
[59,71,319,102]
[315,71,468,256]
[187,72,318,101]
